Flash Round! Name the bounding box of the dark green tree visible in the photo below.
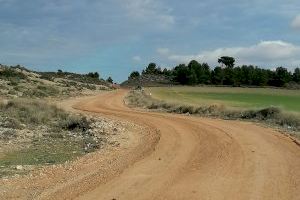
[223,67,234,85]
[106,76,113,83]
[188,69,198,85]
[57,69,63,77]
[198,63,211,84]
[174,64,190,85]
[143,63,160,74]
[87,72,99,79]
[129,71,140,79]
[233,66,242,86]
[187,60,211,84]
[162,68,172,76]
[272,67,292,87]
[126,59,296,87]
[218,56,235,68]
[252,68,269,86]
[240,65,253,85]
[293,68,300,83]
[211,67,223,85]
[188,60,201,83]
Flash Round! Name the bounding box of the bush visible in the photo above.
[84,84,96,90]
[0,99,68,128]
[8,79,19,86]
[1,118,22,129]
[0,68,26,80]
[0,99,93,134]
[0,129,17,140]
[59,115,90,131]
[39,73,54,81]
[22,85,60,97]
[242,107,281,120]
[36,85,60,96]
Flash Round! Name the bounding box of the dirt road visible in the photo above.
[3,89,298,199]
[69,89,300,200]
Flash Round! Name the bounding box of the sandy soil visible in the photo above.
[1,89,300,200]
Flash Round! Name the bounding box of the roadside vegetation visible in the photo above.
[0,99,101,177]
[126,89,300,137]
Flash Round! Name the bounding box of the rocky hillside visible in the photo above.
[122,74,173,87]
[0,64,111,98]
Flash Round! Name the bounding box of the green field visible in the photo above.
[146,86,300,113]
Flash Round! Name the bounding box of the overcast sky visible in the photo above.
[1,0,300,82]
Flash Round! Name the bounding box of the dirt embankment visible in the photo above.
[1,89,300,200]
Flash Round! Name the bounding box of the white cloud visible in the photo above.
[164,41,300,68]
[157,48,170,55]
[122,0,175,29]
[291,15,300,29]
[132,56,141,62]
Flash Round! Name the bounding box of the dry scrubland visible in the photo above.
[0,99,98,177]
[0,65,119,178]
[126,87,300,137]
[0,65,110,99]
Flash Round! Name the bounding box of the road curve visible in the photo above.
[72,89,300,200]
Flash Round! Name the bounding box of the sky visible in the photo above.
[0,0,300,82]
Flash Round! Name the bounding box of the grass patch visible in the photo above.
[0,138,84,166]
[21,85,60,98]
[0,137,85,177]
[0,99,68,129]
[146,86,300,113]
[0,99,92,132]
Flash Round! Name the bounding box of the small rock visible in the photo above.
[16,165,23,170]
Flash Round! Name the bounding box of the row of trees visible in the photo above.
[129,57,300,87]
[57,70,114,84]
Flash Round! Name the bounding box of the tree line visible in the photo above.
[129,56,300,87]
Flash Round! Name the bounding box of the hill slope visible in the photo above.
[0,64,111,98]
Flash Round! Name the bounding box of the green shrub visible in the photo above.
[0,68,26,80]
[84,84,97,90]
[8,79,19,86]
[39,73,54,81]
[22,85,60,97]
[0,99,68,128]
[59,115,90,131]
[36,85,59,96]
[0,129,17,140]
[7,90,17,95]
[1,118,22,129]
